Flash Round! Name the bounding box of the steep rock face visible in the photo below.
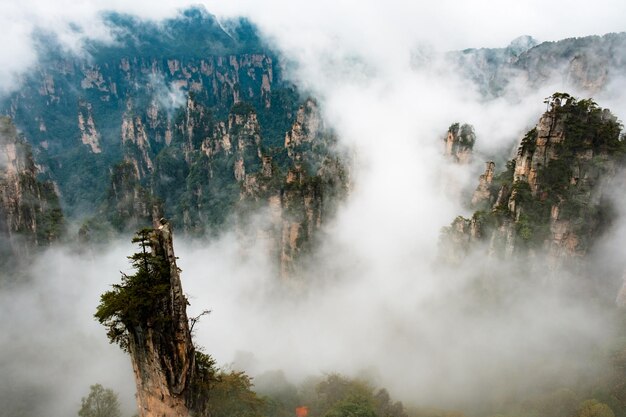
[470,161,496,208]
[284,99,324,158]
[78,101,102,154]
[122,100,157,179]
[444,122,475,164]
[438,215,482,265]
[127,221,194,417]
[442,93,623,269]
[0,117,63,262]
[99,162,154,234]
[449,33,626,97]
[1,7,348,277]
[445,36,538,97]
[440,122,477,204]
[240,99,349,278]
[1,8,293,216]
[149,99,266,234]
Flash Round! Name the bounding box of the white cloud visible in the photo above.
[1,0,626,414]
[1,0,625,94]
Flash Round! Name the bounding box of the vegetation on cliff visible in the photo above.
[442,93,624,260]
[0,117,64,267]
[95,228,171,350]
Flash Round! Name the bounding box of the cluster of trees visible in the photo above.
[79,374,624,417]
[78,372,408,417]
[447,93,624,254]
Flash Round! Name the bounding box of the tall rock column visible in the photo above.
[126,220,194,417]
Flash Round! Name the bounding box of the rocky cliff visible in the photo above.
[0,116,63,264]
[240,99,349,279]
[0,6,352,268]
[444,122,475,164]
[90,93,349,275]
[96,221,195,417]
[1,7,294,217]
[0,6,351,276]
[441,93,624,270]
[448,33,626,97]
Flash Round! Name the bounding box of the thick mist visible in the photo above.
[2,2,626,416]
[0,244,137,417]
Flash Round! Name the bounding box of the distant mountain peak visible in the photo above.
[507,35,539,54]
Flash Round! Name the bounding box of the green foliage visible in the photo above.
[480,94,623,253]
[99,161,153,232]
[491,159,516,192]
[546,92,625,157]
[188,352,271,417]
[206,370,267,417]
[302,374,407,417]
[231,101,257,116]
[518,128,537,155]
[458,124,476,148]
[35,182,65,242]
[447,122,475,150]
[94,228,171,350]
[258,87,300,148]
[253,370,300,417]
[78,384,121,417]
[574,400,616,417]
[510,181,551,246]
[324,400,377,417]
[0,119,65,251]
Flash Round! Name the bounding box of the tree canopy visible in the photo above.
[94,228,171,350]
[78,384,121,417]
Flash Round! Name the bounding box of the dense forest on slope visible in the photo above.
[0,7,350,275]
[1,7,348,239]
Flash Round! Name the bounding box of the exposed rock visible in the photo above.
[78,101,102,154]
[121,101,154,178]
[285,99,323,158]
[240,100,349,279]
[471,161,495,208]
[81,65,108,91]
[448,33,626,97]
[2,11,281,216]
[0,117,63,264]
[127,221,194,417]
[444,123,475,164]
[2,9,348,273]
[99,162,153,234]
[442,93,623,271]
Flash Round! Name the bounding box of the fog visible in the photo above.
[2,1,626,416]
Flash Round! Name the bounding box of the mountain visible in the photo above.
[0,116,63,267]
[1,6,350,275]
[448,32,626,96]
[441,93,624,275]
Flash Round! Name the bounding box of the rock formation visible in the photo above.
[102,162,154,232]
[441,93,623,270]
[96,221,195,417]
[240,99,350,279]
[448,33,626,97]
[0,116,63,264]
[444,122,475,164]
[1,7,349,279]
[1,7,285,215]
[470,161,495,208]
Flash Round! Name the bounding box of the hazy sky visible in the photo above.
[1,0,625,94]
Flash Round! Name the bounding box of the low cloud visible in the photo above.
[2,1,626,416]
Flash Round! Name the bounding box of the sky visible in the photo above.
[1,0,626,95]
[1,1,626,416]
